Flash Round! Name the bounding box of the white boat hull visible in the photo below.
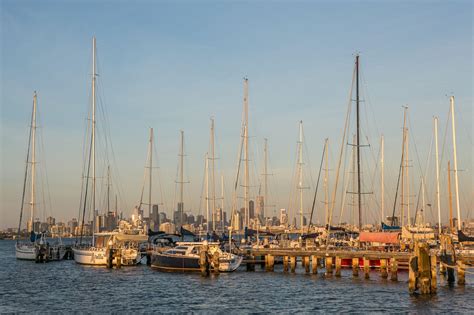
[73,247,108,265]
[73,247,141,266]
[15,243,37,260]
[217,253,243,272]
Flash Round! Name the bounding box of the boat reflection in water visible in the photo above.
[151,241,242,272]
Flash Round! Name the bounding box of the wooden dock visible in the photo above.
[237,243,473,294]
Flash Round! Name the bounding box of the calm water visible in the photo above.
[1,240,473,313]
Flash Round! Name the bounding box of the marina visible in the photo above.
[1,1,473,313]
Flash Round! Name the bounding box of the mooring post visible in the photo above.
[390,258,398,281]
[408,255,417,293]
[116,250,122,269]
[417,243,432,294]
[325,256,333,276]
[335,257,341,277]
[311,255,318,274]
[266,254,274,272]
[430,255,437,293]
[380,258,388,279]
[304,256,310,273]
[199,247,210,277]
[352,257,359,277]
[363,257,370,279]
[283,256,289,272]
[457,261,465,285]
[106,248,113,269]
[290,256,296,273]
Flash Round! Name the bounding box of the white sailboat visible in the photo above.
[15,91,40,260]
[73,37,146,266]
[15,92,66,261]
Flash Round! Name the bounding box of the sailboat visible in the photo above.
[73,37,146,266]
[15,91,66,261]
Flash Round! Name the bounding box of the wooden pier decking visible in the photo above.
[234,244,474,294]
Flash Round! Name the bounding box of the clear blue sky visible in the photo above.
[1,0,472,229]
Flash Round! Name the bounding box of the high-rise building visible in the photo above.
[187,214,195,225]
[256,196,264,219]
[46,216,56,227]
[249,200,255,219]
[280,209,288,226]
[177,202,184,227]
[150,204,160,231]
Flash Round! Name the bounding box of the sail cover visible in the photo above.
[359,232,400,244]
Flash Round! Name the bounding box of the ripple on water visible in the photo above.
[1,240,473,313]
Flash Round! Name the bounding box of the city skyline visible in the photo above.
[1,1,472,229]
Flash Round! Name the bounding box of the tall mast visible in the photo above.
[243,78,249,229]
[448,161,454,233]
[406,125,410,226]
[355,54,362,230]
[400,107,407,226]
[298,121,304,231]
[263,138,268,220]
[92,36,97,234]
[30,91,37,232]
[352,135,356,226]
[221,174,224,228]
[450,96,461,231]
[179,130,185,228]
[434,117,441,234]
[210,118,216,231]
[324,138,329,226]
[107,165,110,213]
[381,135,384,224]
[205,153,209,233]
[420,177,426,226]
[148,128,153,218]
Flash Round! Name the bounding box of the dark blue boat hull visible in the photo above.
[151,254,201,272]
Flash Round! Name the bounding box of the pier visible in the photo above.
[237,242,474,294]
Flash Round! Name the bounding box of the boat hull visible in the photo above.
[151,253,201,272]
[218,253,243,272]
[73,247,141,266]
[15,243,36,260]
[73,247,108,265]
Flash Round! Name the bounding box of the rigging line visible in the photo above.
[390,112,407,226]
[17,98,34,239]
[137,136,149,211]
[38,121,54,223]
[75,116,90,243]
[338,136,354,225]
[79,120,94,245]
[198,152,207,218]
[307,140,326,233]
[407,113,427,179]
[337,136,352,225]
[326,61,355,242]
[230,122,245,229]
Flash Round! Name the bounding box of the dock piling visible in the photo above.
[380,259,388,279]
[290,256,296,273]
[283,256,289,272]
[352,257,359,277]
[335,257,341,277]
[325,256,333,276]
[311,255,318,274]
[390,258,398,281]
[363,257,370,279]
[304,256,310,273]
[265,254,275,272]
